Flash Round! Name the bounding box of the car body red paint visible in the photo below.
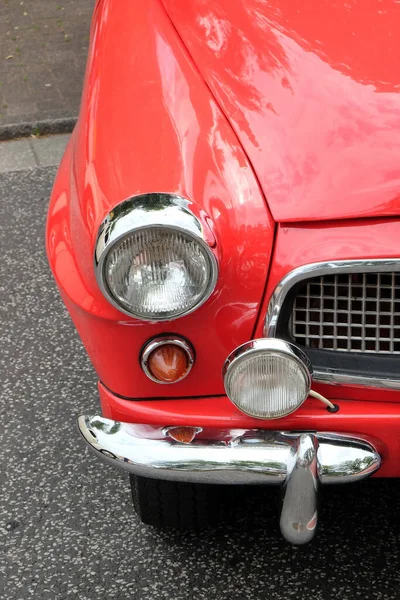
[47,0,400,490]
[163,0,400,223]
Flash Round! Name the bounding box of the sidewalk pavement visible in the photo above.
[0,0,94,138]
[0,133,70,171]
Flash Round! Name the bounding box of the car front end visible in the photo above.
[46,0,400,543]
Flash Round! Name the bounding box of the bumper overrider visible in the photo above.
[78,417,380,544]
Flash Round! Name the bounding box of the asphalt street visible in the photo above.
[2,162,400,600]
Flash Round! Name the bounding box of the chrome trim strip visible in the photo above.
[94,193,219,321]
[223,339,313,419]
[280,433,320,545]
[264,259,400,388]
[313,370,400,390]
[141,335,195,384]
[77,416,381,486]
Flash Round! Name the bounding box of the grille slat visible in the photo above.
[291,272,400,354]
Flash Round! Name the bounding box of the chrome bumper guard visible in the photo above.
[78,416,381,544]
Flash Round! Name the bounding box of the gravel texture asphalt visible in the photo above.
[2,165,400,599]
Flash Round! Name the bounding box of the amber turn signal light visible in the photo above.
[141,336,194,384]
[148,344,189,382]
[163,426,202,444]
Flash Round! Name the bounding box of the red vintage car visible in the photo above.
[46,0,400,544]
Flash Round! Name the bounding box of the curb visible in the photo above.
[0,117,78,141]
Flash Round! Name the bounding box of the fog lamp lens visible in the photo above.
[223,339,312,419]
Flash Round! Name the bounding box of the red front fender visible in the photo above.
[46,0,274,398]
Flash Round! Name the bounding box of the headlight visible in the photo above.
[223,339,312,419]
[95,193,218,320]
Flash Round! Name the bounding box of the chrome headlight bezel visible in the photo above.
[94,193,218,321]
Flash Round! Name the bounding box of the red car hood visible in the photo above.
[162,0,400,223]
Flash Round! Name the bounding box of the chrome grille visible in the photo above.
[291,272,400,354]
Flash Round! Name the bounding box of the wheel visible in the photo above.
[130,474,217,529]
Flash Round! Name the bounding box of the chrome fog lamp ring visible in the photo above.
[94,193,218,321]
[223,339,313,420]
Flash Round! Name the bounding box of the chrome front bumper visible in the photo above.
[78,416,381,544]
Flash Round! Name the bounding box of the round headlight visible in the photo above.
[95,194,218,321]
[223,339,312,420]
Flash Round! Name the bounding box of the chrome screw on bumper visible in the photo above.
[280,433,320,545]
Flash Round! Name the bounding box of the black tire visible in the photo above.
[130,474,217,529]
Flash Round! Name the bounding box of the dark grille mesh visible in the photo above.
[291,272,400,353]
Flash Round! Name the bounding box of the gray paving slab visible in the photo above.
[0,133,70,172]
[29,133,70,167]
[2,165,400,599]
[0,137,36,171]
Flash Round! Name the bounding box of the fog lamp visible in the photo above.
[223,339,312,419]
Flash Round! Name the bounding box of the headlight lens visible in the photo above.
[105,227,213,319]
[95,194,218,321]
[223,339,312,419]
